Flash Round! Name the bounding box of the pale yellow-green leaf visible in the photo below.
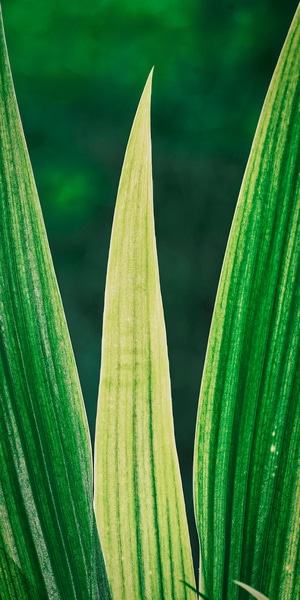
[234,581,269,600]
[94,70,195,600]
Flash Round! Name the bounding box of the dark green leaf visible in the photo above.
[181,579,211,599]
[194,6,299,599]
[0,8,110,599]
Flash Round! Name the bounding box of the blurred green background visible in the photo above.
[2,0,298,569]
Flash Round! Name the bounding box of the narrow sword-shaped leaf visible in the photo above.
[181,580,211,599]
[194,5,299,600]
[0,8,110,599]
[94,70,195,600]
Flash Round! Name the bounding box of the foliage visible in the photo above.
[3,5,298,559]
[94,70,195,599]
[0,6,110,598]
[0,2,299,600]
[194,5,299,598]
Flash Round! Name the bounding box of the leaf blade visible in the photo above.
[0,8,110,599]
[94,70,195,600]
[234,581,269,600]
[193,6,300,600]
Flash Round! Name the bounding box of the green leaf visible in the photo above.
[234,581,269,600]
[94,70,195,600]
[0,8,110,599]
[193,5,299,600]
[0,548,47,600]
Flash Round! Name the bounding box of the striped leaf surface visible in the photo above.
[94,71,195,600]
[194,6,299,600]
[0,8,110,599]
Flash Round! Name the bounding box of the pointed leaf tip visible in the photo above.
[193,6,300,598]
[94,69,195,599]
[234,581,269,600]
[0,8,111,599]
[134,68,153,116]
[147,65,154,83]
[138,68,153,112]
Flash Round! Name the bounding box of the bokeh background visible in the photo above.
[2,0,298,570]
